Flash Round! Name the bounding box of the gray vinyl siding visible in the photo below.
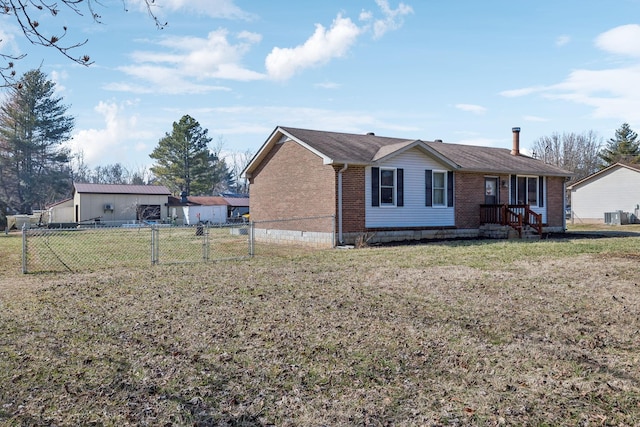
[365,148,454,228]
[571,166,640,221]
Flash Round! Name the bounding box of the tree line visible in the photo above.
[529,122,640,182]
[2,68,639,228]
[0,69,251,227]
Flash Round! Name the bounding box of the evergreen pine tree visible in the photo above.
[0,69,74,213]
[150,115,225,195]
[598,123,640,166]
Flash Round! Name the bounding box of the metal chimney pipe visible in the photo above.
[511,127,521,156]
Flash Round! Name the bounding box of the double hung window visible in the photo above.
[380,169,395,205]
[371,167,404,207]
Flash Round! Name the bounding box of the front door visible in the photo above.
[484,177,499,205]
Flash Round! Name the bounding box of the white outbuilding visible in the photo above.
[567,163,640,224]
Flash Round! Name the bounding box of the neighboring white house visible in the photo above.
[567,163,640,224]
[47,184,250,227]
[70,183,173,225]
[46,198,74,225]
[167,195,249,225]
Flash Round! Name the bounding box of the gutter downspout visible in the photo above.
[338,163,348,245]
[563,179,567,231]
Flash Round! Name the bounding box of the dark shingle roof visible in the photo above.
[276,127,571,177]
[73,183,172,195]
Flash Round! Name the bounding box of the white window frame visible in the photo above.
[432,170,447,207]
[379,167,396,207]
[516,175,538,207]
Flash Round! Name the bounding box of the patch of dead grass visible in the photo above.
[1,236,640,425]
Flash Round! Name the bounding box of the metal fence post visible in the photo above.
[249,221,254,257]
[151,225,158,265]
[203,225,210,262]
[22,224,27,274]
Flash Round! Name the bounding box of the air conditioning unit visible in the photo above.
[104,203,114,211]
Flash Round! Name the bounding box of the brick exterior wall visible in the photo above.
[337,165,366,233]
[455,172,511,228]
[546,176,565,227]
[249,140,567,243]
[249,141,336,232]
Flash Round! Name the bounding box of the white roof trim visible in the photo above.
[373,139,460,169]
[567,162,640,190]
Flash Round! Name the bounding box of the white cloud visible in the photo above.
[455,103,487,115]
[129,0,254,20]
[503,64,640,123]
[499,23,640,125]
[595,24,640,57]
[0,18,21,56]
[500,86,547,97]
[315,81,341,89]
[110,29,264,93]
[555,35,570,47]
[50,70,69,95]
[369,0,414,39]
[66,101,156,167]
[265,14,361,80]
[544,66,640,121]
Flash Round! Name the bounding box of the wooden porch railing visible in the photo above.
[480,204,543,237]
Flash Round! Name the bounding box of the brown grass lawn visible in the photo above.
[1,227,640,426]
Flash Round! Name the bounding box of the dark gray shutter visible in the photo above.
[538,176,544,207]
[397,168,404,207]
[371,167,379,207]
[425,170,432,206]
[447,171,454,207]
[510,175,517,204]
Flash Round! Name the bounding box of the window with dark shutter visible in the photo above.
[397,168,404,207]
[447,171,454,207]
[425,170,432,206]
[371,167,379,207]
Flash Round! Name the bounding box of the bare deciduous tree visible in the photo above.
[1,0,165,85]
[228,149,253,194]
[530,130,602,182]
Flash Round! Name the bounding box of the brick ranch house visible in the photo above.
[243,126,572,246]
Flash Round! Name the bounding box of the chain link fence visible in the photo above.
[22,222,251,273]
[22,215,337,273]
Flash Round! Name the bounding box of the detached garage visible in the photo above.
[568,163,640,224]
[72,183,172,226]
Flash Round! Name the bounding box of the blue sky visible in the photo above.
[2,0,640,171]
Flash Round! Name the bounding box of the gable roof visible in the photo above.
[73,183,172,195]
[46,197,73,208]
[567,162,640,190]
[244,126,572,177]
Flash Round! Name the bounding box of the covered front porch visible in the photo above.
[479,204,543,238]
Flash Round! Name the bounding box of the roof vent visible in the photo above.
[434,139,443,143]
[366,132,375,136]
